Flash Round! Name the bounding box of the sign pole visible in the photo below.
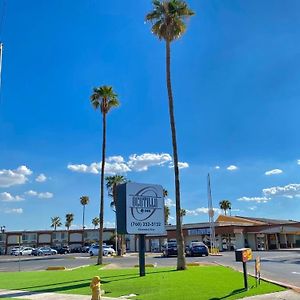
[242,262,248,290]
[139,234,146,277]
[18,236,21,272]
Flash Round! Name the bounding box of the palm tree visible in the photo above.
[91,85,120,265]
[80,196,89,230]
[51,216,62,231]
[65,213,74,230]
[106,175,127,255]
[163,189,170,225]
[92,217,100,229]
[219,200,231,216]
[146,0,194,271]
[164,205,170,225]
[180,208,186,224]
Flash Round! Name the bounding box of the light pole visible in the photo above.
[110,204,118,254]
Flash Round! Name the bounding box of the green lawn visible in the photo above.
[0,265,284,300]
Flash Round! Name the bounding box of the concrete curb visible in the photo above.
[213,261,300,293]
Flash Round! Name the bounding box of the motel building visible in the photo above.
[1,215,300,254]
[142,215,300,252]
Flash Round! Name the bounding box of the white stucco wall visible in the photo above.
[69,233,82,242]
[235,233,245,249]
[39,234,51,244]
[247,234,256,250]
[7,235,20,244]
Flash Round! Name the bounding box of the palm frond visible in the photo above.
[146,0,194,42]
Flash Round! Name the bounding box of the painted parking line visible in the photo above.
[292,272,300,275]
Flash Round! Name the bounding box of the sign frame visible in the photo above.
[116,182,165,235]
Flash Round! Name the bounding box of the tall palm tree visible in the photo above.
[92,217,100,229]
[80,196,89,230]
[65,213,74,230]
[219,200,231,216]
[51,216,62,231]
[146,0,194,270]
[106,175,127,255]
[90,85,120,265]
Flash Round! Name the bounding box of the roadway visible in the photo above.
[1,251,300,289]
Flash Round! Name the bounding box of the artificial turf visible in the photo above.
[0,265,285,300]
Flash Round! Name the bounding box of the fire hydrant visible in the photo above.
[90,276,101,300]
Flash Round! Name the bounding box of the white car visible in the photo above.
[89,245,116,256]
[10,246,23,255]
[14,247,33,256]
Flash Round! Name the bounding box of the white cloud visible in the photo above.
[107,156,125,163]
[68,153,184,175]
[0,192,24,202]
[104,221,115,228]
[237,196,270,203]
[105,162,131,175]
[214,166,220,170]
[38,192,53,199]
[35,173,47,182]
[165,198,175,207]
[25,190,53,199]
[249,206,257,211]
[26,190,38,196]
[265,169,283,176]
[227,165,238,171]
[263,183,300,199]
[297,160,300,165]
[186,207,222,216]
[128,153,172,171]
[169,162,189,169]
[5,208,23,214]
[0,165,33,188]
[67,160,130,175]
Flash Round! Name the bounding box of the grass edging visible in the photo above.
[213,260,299,293]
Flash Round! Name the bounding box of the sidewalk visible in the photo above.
[0,289,125,299]
[241,290,300,299]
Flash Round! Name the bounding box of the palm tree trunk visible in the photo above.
[82,205,85,246]
[166,40,186,270]
[112,184,120,256]
[97,112,106,265]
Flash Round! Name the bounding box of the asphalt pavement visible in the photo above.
[1,251,300,290]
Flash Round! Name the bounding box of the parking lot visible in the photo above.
[1,250,300,289]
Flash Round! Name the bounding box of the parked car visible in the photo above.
[53,246,70,254]
[32,247,57,256]
[10,246,23,255]
[89,245,116,256]
[186,242,209,257]
[162,241,178,257]
[14,247,33,256]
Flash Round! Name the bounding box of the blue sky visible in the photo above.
[1,0,300,231]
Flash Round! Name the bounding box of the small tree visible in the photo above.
[92,217,100,229]
[106,175,127,255]
[51,216,62,231]
[219,200,231,216]
[65,213,74,230]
